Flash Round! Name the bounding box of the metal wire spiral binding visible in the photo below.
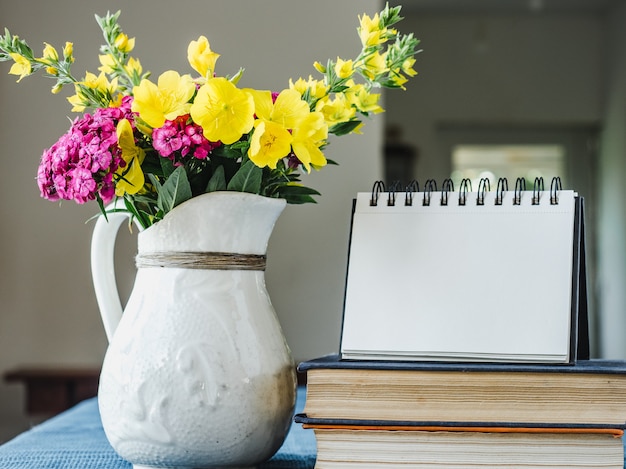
[532,177,544,205]
[422,179,437,206]
[514,177,526,205]
[495,178,508,205]
[550,176,562,205]
[441,178,454,206]
[387,180,402,206]
[477,178,490,206]
[370,180,385,206]
[458,178,472,206]
[405,180,419,206]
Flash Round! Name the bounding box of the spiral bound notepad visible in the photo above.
[340,177,588,364]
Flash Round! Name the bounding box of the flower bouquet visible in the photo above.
[0,3,419,229]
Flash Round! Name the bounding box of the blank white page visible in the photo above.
[340,189,577,363]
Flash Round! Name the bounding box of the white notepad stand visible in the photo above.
[340,177,589,364]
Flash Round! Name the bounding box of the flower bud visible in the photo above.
[313,61,326,74]
[42,42,59,61]
[114,33,135,53]
[62,42,74,61]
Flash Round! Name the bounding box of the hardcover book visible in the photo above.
[298,354,626,427]
[293,421,625,469]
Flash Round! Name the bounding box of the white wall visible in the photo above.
[385,12,604,180]
[0,0,383,441]
[597,1,626,359]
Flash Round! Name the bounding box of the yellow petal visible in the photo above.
[8,53,31,82]
[334,57,353,79]
[131,71,195,128]
[248,120,293,169]
[247,89,273,121]
[42,42,59,61]
[190,77,255,145]
[187,36,220,79]
[271,89,309,129]
[115,157,145,196]
[115,119,145,196]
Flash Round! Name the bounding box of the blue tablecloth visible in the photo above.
[0,387,316,469]
[2,387,625,468]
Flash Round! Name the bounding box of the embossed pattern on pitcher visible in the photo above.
[93,193,295,469]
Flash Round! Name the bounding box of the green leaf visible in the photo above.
[123,196,150,230]
[282,193,319,204]
[329,120,363,136]
[226,160,262,194]
[212,140,249,159]
[147,173,163,191]
[206,165,227,192]
[277,184,320,204]
[159,156,176,178]
[157,166,193,214]
[140,153,163,177]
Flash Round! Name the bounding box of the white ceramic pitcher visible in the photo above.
[91,191,296,469]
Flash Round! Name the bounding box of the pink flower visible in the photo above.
[37,99,135,204]
[152,114,219,163]
[153,122,183,158]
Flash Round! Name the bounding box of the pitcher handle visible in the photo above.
[90,204,140,342]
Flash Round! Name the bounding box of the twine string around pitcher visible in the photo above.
[135,251,267,271]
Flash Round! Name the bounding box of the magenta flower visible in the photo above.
[152,114,219,164]
[152,123,183,158]
[37,98,135,204]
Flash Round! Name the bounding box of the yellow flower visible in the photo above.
[390,72,409,89]
[51,82,63,94]
[8,53,31,82]
[131,70,195,128]
[345,82,383,114]
[402,57,418,77]
[246,88,310,168]
[250,88,309,128]
[358,13,385,47]
[62,42,74,61]
[246,88,328,171]
[98,54,116,74]
[115,119,145,196]
[248,120,293,169]
[291,112,328,172]
[114,33,135,53]
[124,57,143,77]
[289,76,328,100]
[83,71,115,93]
[313,61,326,73]
[361,51,388,81]
[67,88,88,112]
[316,93,355,125]
[190,77,254,145]
[187,36,220,79]
[42,43,58,62]
[334,57,353,79]
[67,72,121,111]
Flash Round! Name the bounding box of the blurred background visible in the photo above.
[0,0,625,442]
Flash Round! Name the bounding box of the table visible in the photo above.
[0,387,316,468]
[4,366,100,416]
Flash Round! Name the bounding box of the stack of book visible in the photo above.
[295,181,626,468]
[295,355,626,468]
